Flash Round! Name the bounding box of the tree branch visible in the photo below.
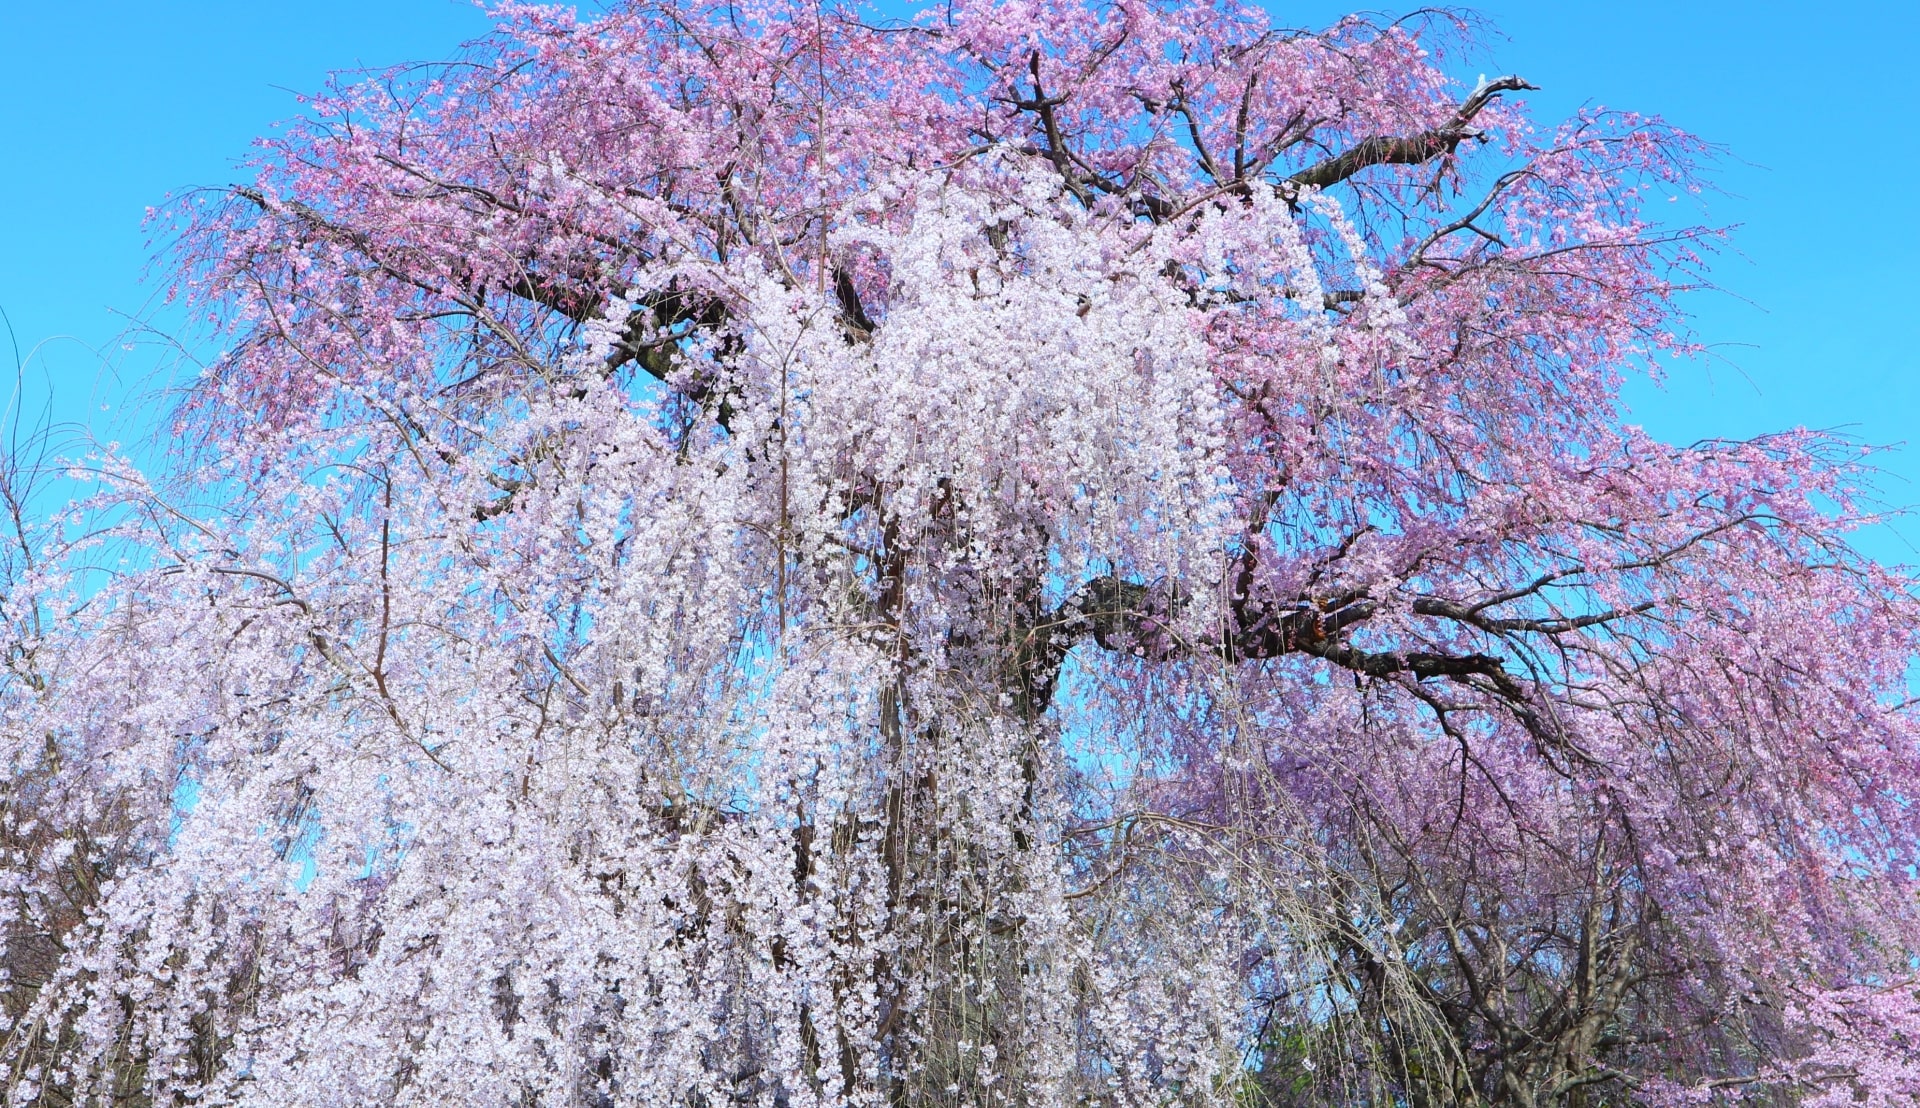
[1288,75,1535,191]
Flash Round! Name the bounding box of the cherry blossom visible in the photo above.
[3,1,1917,1105]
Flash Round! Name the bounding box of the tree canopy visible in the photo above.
[4,1,1919,1105]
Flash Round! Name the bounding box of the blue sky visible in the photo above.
[3,0,1917,557]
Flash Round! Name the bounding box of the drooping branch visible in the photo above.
[229,190,750,527]
[231,185,743,428]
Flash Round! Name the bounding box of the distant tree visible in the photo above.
[5,1,1919,1105]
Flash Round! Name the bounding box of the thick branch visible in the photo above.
[1030,572,1629,770]
[834,267,875,336]
[1288,76,1536,191]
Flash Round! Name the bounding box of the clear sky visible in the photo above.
[2,0,1917,557]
